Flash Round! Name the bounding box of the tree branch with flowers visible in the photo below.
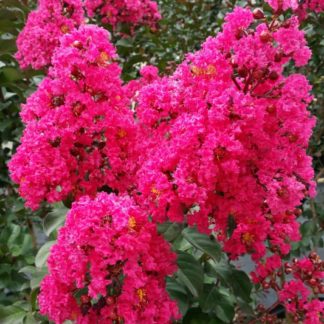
[1,0,323,322]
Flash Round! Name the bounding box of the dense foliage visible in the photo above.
[0,0,323,323]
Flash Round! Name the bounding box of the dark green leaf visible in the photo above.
[183,308,221,324]
[166,277,190,315]
[0,305,26,324]
[300,220,316,237]
[205,261,252,303]
[43,203,68,236]
[35,241,55,268]
[158,221,183,242]
[200,285,235,323]
[182,227,221,261]
[177,251,204,297]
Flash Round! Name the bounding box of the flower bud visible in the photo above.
[313,286,319,294]
[274,50,283,62]
[266,104,276,114]
[106,296,115,305]
[309,251,317,260]
[281,20,291,28]
[230,58,238,68]
[294,208,302,216]
[72,40,83,50]
[252,69,264,80]
[81,295,90,304]
[253,8,265,19]
[262,282,270,289]
[319,284,324,294]
[260,30,273,43]
[235,28,245,40]
[269,71,279,80]
[309,278,317,286]
[238,66,248,78]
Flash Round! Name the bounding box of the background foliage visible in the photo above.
[0,0,323,322]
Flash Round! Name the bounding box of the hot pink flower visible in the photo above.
[84,0,161,29]
[265,0,324,20]
[304,299,324,324]
[131,7,315,262]
[10,25,137,209]
[38,193,180,324]
[16,0,84,69]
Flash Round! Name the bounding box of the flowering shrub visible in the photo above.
[133,6,315,258]
[6,0,324,323]
[84,0,161,29]
[16,0,161,70]
[39,193,179,323]
[252,252,324,323]
[265,0,324,20]
[10,25,136,209]
[15,0,85,70]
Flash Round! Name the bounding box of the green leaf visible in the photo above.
[300,220,316,237]
[226,214,236,238]
[0,305,26,324]
[24,314,36,324]
[182,308,221,324]
[7,224,21,247]
[30,289,38,312]
[19,266,36,277]
[158,221,183,242]
[0,67,23,82]
[116,38,133,48]
[177,251,204,297]
[182,227,221,261]
[166,277,190,315]
[229,269,252,303]
[0,0,29,13]
[200,285,235,323]
[43,203,68,236]
[205,261,252,303]
[19,266,47,290]
[35,241,55,268]
[30,267,47,290]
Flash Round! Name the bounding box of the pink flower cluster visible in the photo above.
[16,0,161,70]
[11,2,321,322]
[265,0,324,20]
[12,5,316,261]
[39,193,179,323]
[132,7,315,262]
[84,0,161,29]
[10,26,137,209]
[16,0,84,69]
[253,252,323,323]
[279,255,324,322]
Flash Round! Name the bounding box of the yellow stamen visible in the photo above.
[206,64,217,75]
[117,128,127,138]
[128,216,137,231]
[191,65,203,76]
[71,311,78,320]
[60,25,70,34]
[151,187,161,199]
[242,232,255,246]
[137,288,147,303]
[97,51,111,67]
[191,64,217,76]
